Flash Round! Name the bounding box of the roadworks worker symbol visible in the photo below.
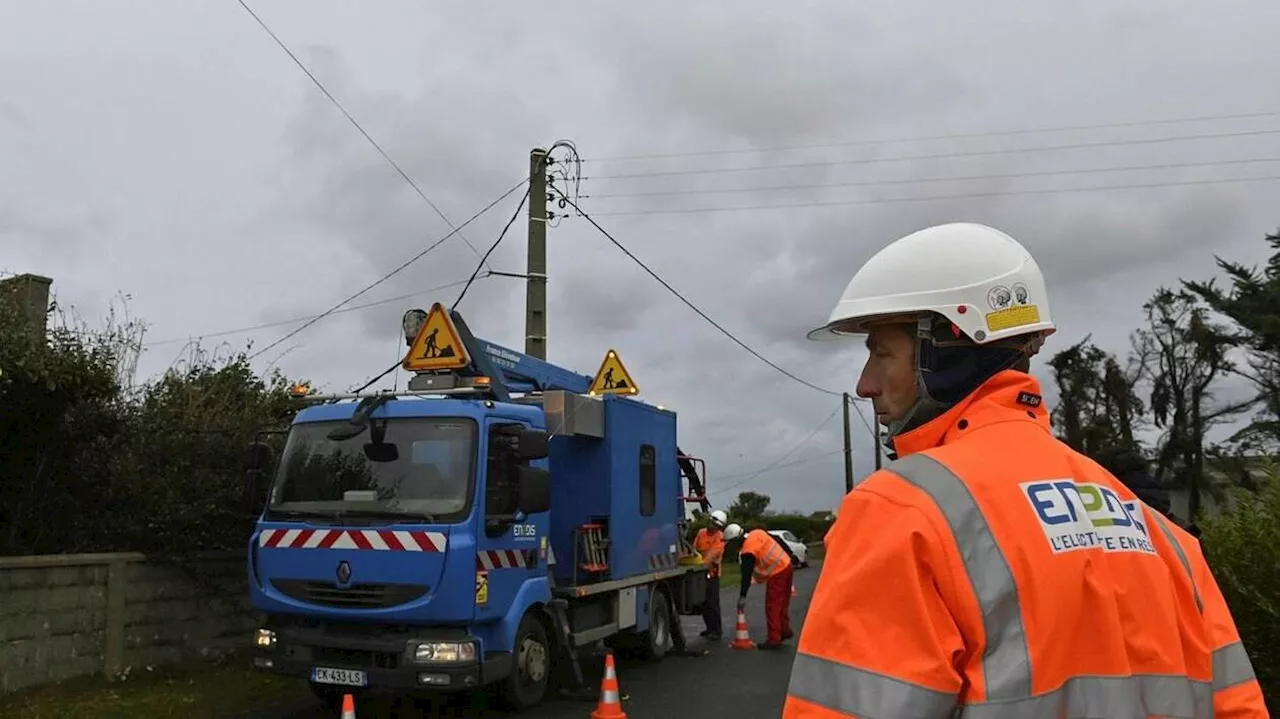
[403,302,470,372]
[1022,480,1157,555]
[475,570,489,605]
[589,349,639,396]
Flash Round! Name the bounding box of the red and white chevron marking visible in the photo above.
[476,549,538,570]
[258,528,446,552]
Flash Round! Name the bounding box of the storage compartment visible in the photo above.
[669,570,709,616]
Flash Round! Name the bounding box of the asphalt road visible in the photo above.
[241,562,821,718]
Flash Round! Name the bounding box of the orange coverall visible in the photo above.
[784,370,1269,718]
[694,526,726,636]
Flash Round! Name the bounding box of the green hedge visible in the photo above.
[1199,464,1279,704]
[0,300,300,558]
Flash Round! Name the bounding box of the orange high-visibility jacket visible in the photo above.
[694,527,726,577]
[784,371,1268,718]
[741,528,790,584]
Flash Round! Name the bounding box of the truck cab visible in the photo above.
[246,391,559,704]
[244,304,711,710]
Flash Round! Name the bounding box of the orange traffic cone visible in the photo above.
[339,693,356,719]
[591,652,627,718]
[729,607,755,650]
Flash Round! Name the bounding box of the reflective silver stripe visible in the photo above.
[1213,641,1257,691]
[887,453,1032,700]
[787,650,959,717]
[1151,512,1204,613]
[961,674,1212,719]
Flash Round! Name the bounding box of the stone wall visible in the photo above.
[0,552,255,695]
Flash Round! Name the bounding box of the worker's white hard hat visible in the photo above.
[709,510,728,527]
[807,223,1055,345]
[723,523,743,541]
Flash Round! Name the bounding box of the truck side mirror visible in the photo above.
[515,466,551,514]
[514,429,549,461]
[242,441,275,511]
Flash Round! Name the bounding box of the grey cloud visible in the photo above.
[5,0,1279,513]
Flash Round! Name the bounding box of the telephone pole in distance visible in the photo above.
[842,392,854,493]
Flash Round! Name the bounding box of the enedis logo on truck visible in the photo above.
[1021,480,1157,556]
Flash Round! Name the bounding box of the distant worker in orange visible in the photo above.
[785,223,1268,717]
[693,510,729,640]
[723,523,797,650]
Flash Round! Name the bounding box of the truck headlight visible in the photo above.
[254,629,277,649]
[413,641,476,664]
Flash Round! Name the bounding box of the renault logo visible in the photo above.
[336,560,352,585]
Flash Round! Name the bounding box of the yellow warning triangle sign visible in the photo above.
[589,349,639,396]
[403,303,470,372]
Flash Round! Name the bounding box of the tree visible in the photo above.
[0,294,304,557]
[1136,288,1245,520]
[1047,336,1146,458]
[728,491,771,524]
[1184,229,1280,453]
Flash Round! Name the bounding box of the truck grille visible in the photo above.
[271,579,429,609]
[312,646,401,670]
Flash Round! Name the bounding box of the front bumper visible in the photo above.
[250,621,512,695]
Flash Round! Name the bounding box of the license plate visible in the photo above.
[311,666,368,687]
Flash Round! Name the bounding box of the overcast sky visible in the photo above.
[3,1,1279,513]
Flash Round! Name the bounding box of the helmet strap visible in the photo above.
[885,315,1031,441]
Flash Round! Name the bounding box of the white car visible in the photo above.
[768,529,808,568]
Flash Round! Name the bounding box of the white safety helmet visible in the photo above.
[709,510,728,528]
[807,223,1055,345]
[723,523,743,541]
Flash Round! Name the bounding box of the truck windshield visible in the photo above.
[266,417,477,522]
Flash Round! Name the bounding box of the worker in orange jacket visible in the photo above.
[693,509,729,640]
[786,223,1269,717]
[724,523,797,649]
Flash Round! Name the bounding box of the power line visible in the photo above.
[233,0,489,269]
[347,188,531,394]
[247,179,528,361]
[550,190,841,397]
[713,449,844,482]
[453,188,529,309]
[585,173,1280,218]
[143,277,477,349]
[710,404,841,498]
[580,127,1280,181]
[582,155,1280,200]
[845,389,875,436]
[582,109,1280,162]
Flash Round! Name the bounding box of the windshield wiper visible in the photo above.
[337,508,436,522]
[267,508,335,519]
[327,395,396,441]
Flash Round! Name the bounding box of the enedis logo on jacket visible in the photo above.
[1021,480,1157,555]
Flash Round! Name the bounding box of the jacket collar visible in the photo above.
[891,370,1054,457]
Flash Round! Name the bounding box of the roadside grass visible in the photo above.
[0,655,304,719]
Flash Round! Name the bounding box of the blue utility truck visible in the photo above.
[243,303,712,709]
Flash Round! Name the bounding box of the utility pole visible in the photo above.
[842,393,854,493]
[524,148,549,360]
[874,428,883,470]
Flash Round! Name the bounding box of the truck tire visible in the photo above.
[639,587,672,661]
[500,612,551,711]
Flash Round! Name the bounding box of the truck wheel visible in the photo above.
[500,613,551,710]
[639,587,672,661]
